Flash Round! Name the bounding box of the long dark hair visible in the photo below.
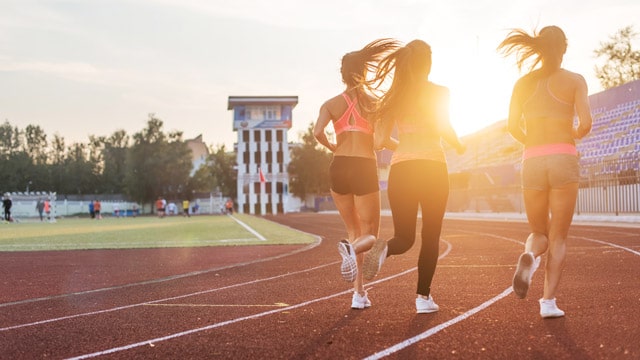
[368,39,432,125]
[497,25,567,76]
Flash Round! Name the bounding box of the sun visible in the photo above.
[433,48,519,138]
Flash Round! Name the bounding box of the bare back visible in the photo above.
[509,69,592,147]
[324,92,376,159]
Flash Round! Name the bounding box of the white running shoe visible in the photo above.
[539,298,565,318]
[363,238,387,280]
[512,252,540,299]
[416,294,439,314]
[338,240,357,282]
[351,291,371,309]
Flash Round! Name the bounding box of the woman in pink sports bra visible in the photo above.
[498,25,592,318]
[314,38,399,309]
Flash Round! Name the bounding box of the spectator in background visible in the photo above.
[93,199,102,219]
[225,199,233,214]
[44,199,51,221]
[183,199,190,217]
[2,194,12,222]
[89,200,95,219]
[156,197,165,218]
[36,198,45,221]
[497,25,593,318]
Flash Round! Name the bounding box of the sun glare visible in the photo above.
[445,60,516,136]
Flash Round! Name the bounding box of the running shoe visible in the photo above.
[539,298,565,318]
[338,240,358,282]
[363,238,387,280]
[351,291,372,309]
[512,252,540,299]
[416,294,439,313]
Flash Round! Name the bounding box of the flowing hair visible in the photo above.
[497,25,568,76]
[368,39,432,125]
[341,38,400,116]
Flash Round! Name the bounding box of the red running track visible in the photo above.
[0,213,638,359]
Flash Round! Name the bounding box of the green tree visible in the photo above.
[0,121,22,158]
[23,124,48,165]
[102,130,130,194]
[287,122,332,203]
[190,144,237,198]
[594,25,640,89]
[124,114,192,207]
[63,142,98,194]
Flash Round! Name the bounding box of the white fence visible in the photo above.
[6,194,228,220]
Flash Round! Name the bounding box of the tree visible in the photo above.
[101,130,130,194]
[190,144,237,198]
[124,114,192,206]
[23,124,48,165]
[287,122,332,203]
[594,25,640,89]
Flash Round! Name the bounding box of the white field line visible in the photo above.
[229,214,266,241]
[14,231,638,360]
[0,260,334,332]
[0,239,257,249]
[62,241,452,359]
[0,236,321,309]
[361,234,640,359]
[363,288,513,360]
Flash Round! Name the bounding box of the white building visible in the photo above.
[227,96,298,215]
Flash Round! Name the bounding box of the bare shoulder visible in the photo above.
[560,69,587,84]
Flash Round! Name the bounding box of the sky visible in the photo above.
[1,0,639,150]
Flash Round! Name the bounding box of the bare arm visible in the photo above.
[313,103,337,152]
[507,81,527,144]
[374,118,398,151]
[572,74,593,139]
[436,87,465,154]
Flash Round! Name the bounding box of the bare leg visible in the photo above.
[523,189,551,257]
[513,188,551,298]
[331,190,380,295]
[543,183,578,300]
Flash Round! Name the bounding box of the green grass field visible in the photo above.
[0,214,317,252]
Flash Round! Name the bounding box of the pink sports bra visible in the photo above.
[333,93,373,135]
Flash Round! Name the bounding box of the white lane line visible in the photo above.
[361,231,640,359]
[62,240,452,359]
[0,236,320,308]
[574,236,640,256]
[64,268,425,360]
[0,261,335,332]
[229,214,266,241]
[363,288,513,360]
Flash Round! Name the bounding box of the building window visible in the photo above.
[254,130,261,142]
[277,150,283,163]
[255,151,261,164]
[276,130,283,142]
[243,130,250,142]
[243,152,249,165]
[265,130,272,142]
